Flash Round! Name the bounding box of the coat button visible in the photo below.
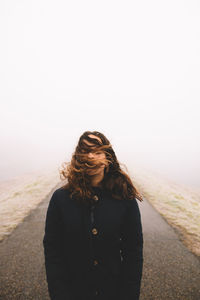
[94,260,98,265]
[93,195,99,201]
[92,228,98,235]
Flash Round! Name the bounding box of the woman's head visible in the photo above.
[74,131,120,176]
[77,133,107,177]
[60,131,143,204]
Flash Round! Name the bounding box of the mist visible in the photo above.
[1,0,200,189]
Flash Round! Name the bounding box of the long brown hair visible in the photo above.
[59,131,143,205]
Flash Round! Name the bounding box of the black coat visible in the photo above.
[43,186,143,300]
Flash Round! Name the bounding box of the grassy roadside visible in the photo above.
[0,168,61,242]
[131,166,200,257]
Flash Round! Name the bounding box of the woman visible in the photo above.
[43,131,143,300]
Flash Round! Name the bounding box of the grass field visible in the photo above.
[0,168,60,241]
[131,166,200,257]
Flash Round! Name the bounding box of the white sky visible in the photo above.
[0,0,200,187]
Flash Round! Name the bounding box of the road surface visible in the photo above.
[0,184,200,299]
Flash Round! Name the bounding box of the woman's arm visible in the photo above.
[43,190,72,300]
[119,199,143,300]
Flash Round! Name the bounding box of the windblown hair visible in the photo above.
[59,131,143,205]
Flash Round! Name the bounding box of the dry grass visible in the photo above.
[130,166,200,257]
[0,168,61,242]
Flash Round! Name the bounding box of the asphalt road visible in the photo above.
[0,184,200,300]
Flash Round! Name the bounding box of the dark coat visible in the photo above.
[43,186,143,300]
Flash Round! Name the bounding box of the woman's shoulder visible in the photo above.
[121,197,141,213]
[55,185,70,194]
[50,186,71,205]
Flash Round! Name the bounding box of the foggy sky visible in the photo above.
[0,0,200,188]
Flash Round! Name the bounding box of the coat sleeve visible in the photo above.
[43,190,72,300]
[119,198,143,300]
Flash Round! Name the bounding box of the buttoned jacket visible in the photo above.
[43,186,143,300]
